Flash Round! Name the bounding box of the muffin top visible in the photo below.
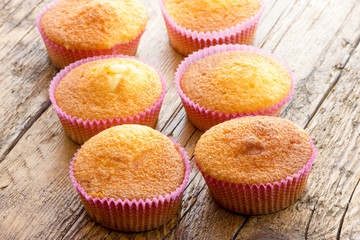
[164,0,261,32]
[40,0,148,50]
[181,51,291,114]
[195,116,312,185]
[55,58,162,120]
[73,125,186,200]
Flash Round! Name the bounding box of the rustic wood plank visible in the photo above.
[0,0,47,62]
[255,0,303,47]
[0,109,80,240]
[0,0,57,160]
[235,18,360,240]
[164,174,245,240]
[304,44,360,239]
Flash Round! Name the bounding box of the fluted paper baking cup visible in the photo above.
[37,0,144,69]
[159,0,264,55]
[195,137,316,215]
[69,138,191,232]
[175,44,295,131]
[49,55,166,144]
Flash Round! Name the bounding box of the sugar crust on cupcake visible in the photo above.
[73,125,186,200]
[40,0,148,50]
[55,58,162,121]
[181,50,292,114]
[195,116,312,185]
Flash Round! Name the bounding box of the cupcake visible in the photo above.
[194,116,316,215]
[37,0,148,68]
[175,44,294,131]
[160,0,264,55]
[49,55,166,144]
[70,125,191,232]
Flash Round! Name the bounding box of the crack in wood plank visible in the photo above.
[183,130,197,149]
[161,184,207,240]
[0,24,37,64]
[230,217,249,240]
[304,199,318,240]
[336,177,360,240]
[160,103,184,133]
[0,0,13,14]
[259,1,298,48]
[302,14,360,129]
[0,100,50,164]
[270,0,312,52]
[304,2,328,34]
[58,208,86,240]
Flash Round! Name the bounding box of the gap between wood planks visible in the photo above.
[0,100,50,164]
[260,0,311,51]
[336,178,360,239]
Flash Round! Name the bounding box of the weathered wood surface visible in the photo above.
[0,0,359,239]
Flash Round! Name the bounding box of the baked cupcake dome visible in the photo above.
[175,44,294,131]
[165,0,261,32]
[194,116,315,215]
[70,125,191,232]
[160,0,264,55]
[49,55,166,144]
[37,0,148,68]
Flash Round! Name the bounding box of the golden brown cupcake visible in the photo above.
[165,0,261,32]
[176,45,294,131]
[70,125,191,231]
[55,58,162,121]
[73,125,185,200]
[160,0,264,55]
[194,116,315,215]
[49,56,166,144]
[38,0,148,68]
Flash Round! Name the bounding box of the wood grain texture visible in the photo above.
[303,43,360,240]
[0,0,57,160]
[0,0,360,239]
[0,109,80,240]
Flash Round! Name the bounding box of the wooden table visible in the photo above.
[1,0,360,239]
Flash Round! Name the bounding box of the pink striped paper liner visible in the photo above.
[195,136,316,215]
[175,44,295,131]
[159,0,265,55]
[69,138,191,232]
[36,0,145,69]
[49,55,167,144]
